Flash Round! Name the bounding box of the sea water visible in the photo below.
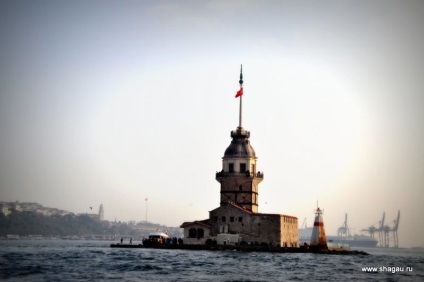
[0,240,423,281]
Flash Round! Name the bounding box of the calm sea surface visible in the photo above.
[0,240,423,281]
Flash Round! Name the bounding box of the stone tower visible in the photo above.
[216,127,263,213]
[99,204,104,221]
[215,65,264,213]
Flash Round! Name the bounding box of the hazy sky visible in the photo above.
[0,1,423,247]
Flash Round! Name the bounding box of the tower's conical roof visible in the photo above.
[223,127,256,158]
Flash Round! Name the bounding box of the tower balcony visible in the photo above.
[216,171,264,179]
[231,128,250,138]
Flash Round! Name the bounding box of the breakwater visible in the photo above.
[110,243,368,255]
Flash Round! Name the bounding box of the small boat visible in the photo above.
[142,232,169,246]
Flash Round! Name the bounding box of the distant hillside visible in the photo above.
[0,202,182,238]
[0,201,70,216]
[0,211,107,236]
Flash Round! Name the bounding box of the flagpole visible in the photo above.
[239,93,242,128]
[238,64,243,129]
[145,197,148,223]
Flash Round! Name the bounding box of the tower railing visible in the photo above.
[216,171,264,179]
[231,130,250,138]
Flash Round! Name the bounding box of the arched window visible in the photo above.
[197,228,204,239]
[188,228,197,238]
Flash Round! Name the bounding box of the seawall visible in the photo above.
[110,244,368,255]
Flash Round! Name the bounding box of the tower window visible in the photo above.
[240,163,246,173]
[229,163,234,173]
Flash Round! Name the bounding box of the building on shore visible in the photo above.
[99,204,104,221]
[181,66,298,247]
[79,204,104,221]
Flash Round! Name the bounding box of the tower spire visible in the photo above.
[239,64,243,85]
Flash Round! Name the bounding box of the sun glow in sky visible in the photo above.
[0,0,423,247]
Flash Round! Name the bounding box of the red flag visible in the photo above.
[235,87,243,98]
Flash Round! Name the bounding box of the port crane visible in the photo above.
[362,211,400,247]
[362,212,385,247]
[391,211,401,248]
[337,213,350,237]
[364,212,387,247]
[301,217,308,229]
